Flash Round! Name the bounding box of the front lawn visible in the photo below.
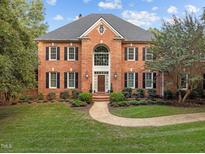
[0,103,205,152]
[110,105,205,118]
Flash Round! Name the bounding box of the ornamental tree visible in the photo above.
[146,14,205,103]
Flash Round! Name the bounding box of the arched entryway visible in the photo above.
[92,45,110,93]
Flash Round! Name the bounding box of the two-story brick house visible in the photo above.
[36,13,165,97]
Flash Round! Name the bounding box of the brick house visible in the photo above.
[36,13,198,97]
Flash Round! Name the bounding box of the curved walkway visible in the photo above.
[89,101,205,127]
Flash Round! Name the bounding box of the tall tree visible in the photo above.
[146,14,205,103]
[0,0,47,103]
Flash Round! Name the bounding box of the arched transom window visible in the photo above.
[94,46,109,66]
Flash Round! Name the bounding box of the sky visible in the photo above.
[44,0,205,32]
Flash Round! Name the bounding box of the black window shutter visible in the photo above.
[75,72,78,88]
[203,74,205,89]
[64,72,67,89]
[64,47,67,60]
[143,73,145,88]
[135,48,138,61]
[124,48,127,60]
[153,73,157,89]
[46,72,49,88]
[124,73,127,88]
[57,47,60,60]
[57,72,60,88]
[143,48,146,61]
[46,47,49,60]
[135,73,138,88]
[75,47,78,60]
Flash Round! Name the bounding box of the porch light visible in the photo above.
[114,72,118,79]
[85,71,89,79]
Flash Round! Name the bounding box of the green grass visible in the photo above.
[0,103,205,152]
[110,105,205,118]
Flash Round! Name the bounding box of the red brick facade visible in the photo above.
[37,21,163,96]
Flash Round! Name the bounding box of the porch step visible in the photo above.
[92,93,110,102]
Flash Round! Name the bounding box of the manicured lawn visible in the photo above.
[0,103,205,152]
[110,105,205,118]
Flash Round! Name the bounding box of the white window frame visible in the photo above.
[127,72,135,89]
[145,48,153,61]
[145,72,154,89]
[49,47,57,61]
[127,48,135,61]
[68,47,76,61]
[67,72,76,89]
[180,74,188,90]
[49,72,57,89]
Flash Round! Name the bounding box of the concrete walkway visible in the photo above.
[89,101,205,127]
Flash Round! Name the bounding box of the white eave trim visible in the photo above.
[79,17,124,39]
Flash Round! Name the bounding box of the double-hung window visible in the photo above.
[180,74,188,90]
[68,47,75,60]
[49,72,57,88]
[145,72,153,89]
[50,47,57,60]
[127,48,135,61]
[127,73,135,88]
[68,72,75,88]
[145,48,153,61]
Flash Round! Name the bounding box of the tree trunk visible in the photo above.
[178,91,182,103]
[182,89,191,103]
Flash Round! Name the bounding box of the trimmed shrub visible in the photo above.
[60,91,69,100]
[147,89,157,98]
[164,90,173,100]
[79,92,92,103]
[110,92,125,102]
[37,93,44,100]
[71,99,87,107]
[189,88,204,99]
[136,89,144,98]
[19,95,33,103]
[47,92,56,101]
[110,99,166,107]
[122,88,132,98]
[71,89,80,99]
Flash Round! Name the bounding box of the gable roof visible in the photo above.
[36,13,154,42]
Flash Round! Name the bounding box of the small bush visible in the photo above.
[72,89,80,99]
[122,88,132,98]
[37,93,44,100]
[47,92,56,101]
[147,89,157,98]
[110,101,129,107]
[60,91,69,100]
[110,92,125,102]
[136,89,144,98]
[19,95,33,103]
[164,90,173,100]
[189,88,204,99]
[71,99,87,107]
[79,92,92,103]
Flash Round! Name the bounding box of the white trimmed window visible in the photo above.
[180,74,188,89]
[145,72,154,89]
[68,47,75,60]
[68,72,75,88]
[127,73,135,88]
[49,72,57,88]
[50,47,57,60]
[127,48,135,61]
[145,48,153,61]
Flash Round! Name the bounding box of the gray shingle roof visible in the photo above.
[36,13,154,42]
